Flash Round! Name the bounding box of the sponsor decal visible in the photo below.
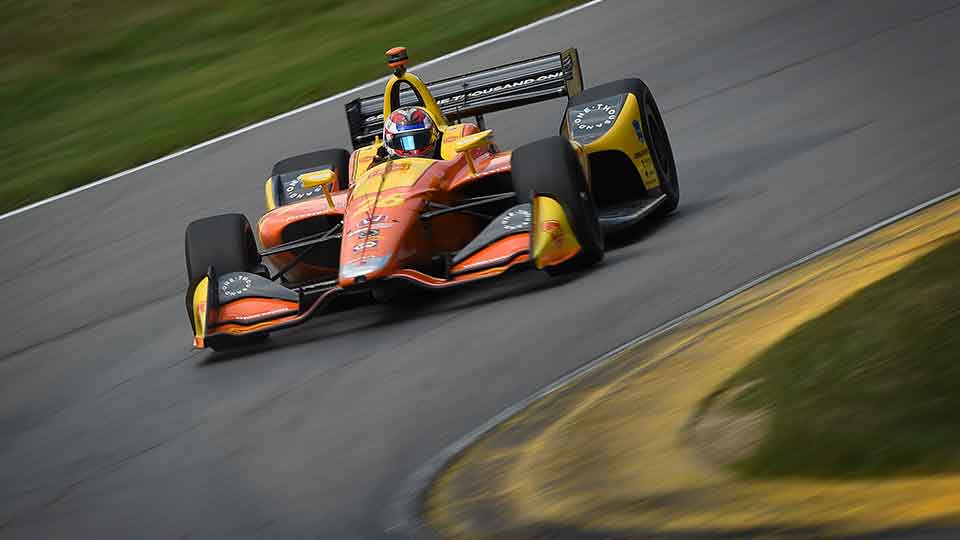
[362,71,566,124]
[221,274,253,298]
[542,220,565,247]
[365,162,411,180]
[283,208,340,223]
[350,192,407,216]
[500,207,532,231]
[347,222,394,236]
[359,214,389,226]
[352,240,378,252]
[567,94,624,143]
[435,72,566,107]
[632,119,645,142]
[347,215,397,235]
[283,178,327,201]
[340,255,390,279]
[573,102,618,131]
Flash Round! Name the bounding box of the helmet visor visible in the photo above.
[388,130,434,152]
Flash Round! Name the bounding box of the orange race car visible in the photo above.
[185,47,679,350]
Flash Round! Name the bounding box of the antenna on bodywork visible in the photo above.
[454,82,468,125]
[454,78,485,131]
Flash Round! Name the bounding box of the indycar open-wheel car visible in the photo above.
[185,46,678,350]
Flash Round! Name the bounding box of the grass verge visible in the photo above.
[0,0,584,213]
[721,232,960,478]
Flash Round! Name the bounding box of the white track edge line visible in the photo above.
[385,184,960,537]
[0,0,607,223]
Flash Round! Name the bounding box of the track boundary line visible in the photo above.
[0,0,606,223]
[386,185,960,538]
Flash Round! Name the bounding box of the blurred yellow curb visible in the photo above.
[426,195,960,538]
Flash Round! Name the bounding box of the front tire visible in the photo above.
[511,136,604,274]
[184,213,266,351]
[185,213,259,284]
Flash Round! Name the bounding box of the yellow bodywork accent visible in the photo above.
[530,195,581,269]
[299,169,335,189]
[583,92,660,191]
[351,158,435,198]
[453,129,493,174]
[192,276,210,349]
[383,71,448,129]
[351,144,381,182]
[453,129,492,154]
[298,170,336,209]
[264,177,277,211]
[439,124,469,160]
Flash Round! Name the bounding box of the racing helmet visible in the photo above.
[383,106,440,158]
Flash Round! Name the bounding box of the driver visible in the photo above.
[383,106,441,159]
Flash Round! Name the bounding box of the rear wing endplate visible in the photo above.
[345,48,583,149]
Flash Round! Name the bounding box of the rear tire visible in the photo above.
[273,148,351,194]
[572,79,679,215]
[640,86,679,215]
[512,136,603,274]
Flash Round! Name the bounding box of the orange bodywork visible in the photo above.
[257,190,350,283]
[258,136,520,288]
[191,49,577,348]
[200,144,528,344]
[449,233,529,275]
[254,56,526,291]
[214,298,300,335]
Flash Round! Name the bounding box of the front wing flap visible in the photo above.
[530,194,582,269]
[186,269,336,349]
[185,197,587,348]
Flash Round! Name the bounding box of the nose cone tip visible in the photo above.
[338,255,391,287]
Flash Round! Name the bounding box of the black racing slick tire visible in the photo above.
[184,214,265,352]
[512,136,604,274]
[273,148,351,191]
[572,79,679,215]
[184,213,259,284]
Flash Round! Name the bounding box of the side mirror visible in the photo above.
[453,129,493,174]
[298,169,337,209]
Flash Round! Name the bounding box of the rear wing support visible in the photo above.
[345,48,583,149]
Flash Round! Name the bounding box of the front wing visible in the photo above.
[186,196,582,349]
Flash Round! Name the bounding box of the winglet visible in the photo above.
[530,195,582,269]
[191,276,211,349]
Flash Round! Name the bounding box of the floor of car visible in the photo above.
[597,194,666,231]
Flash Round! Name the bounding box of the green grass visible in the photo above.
[0,0,583,213]
[719,234,960,478]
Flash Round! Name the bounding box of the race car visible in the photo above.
[185,46,679,350]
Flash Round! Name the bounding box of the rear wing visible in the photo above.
[345,48,583,149]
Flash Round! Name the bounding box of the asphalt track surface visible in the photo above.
[2,1,960,538]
